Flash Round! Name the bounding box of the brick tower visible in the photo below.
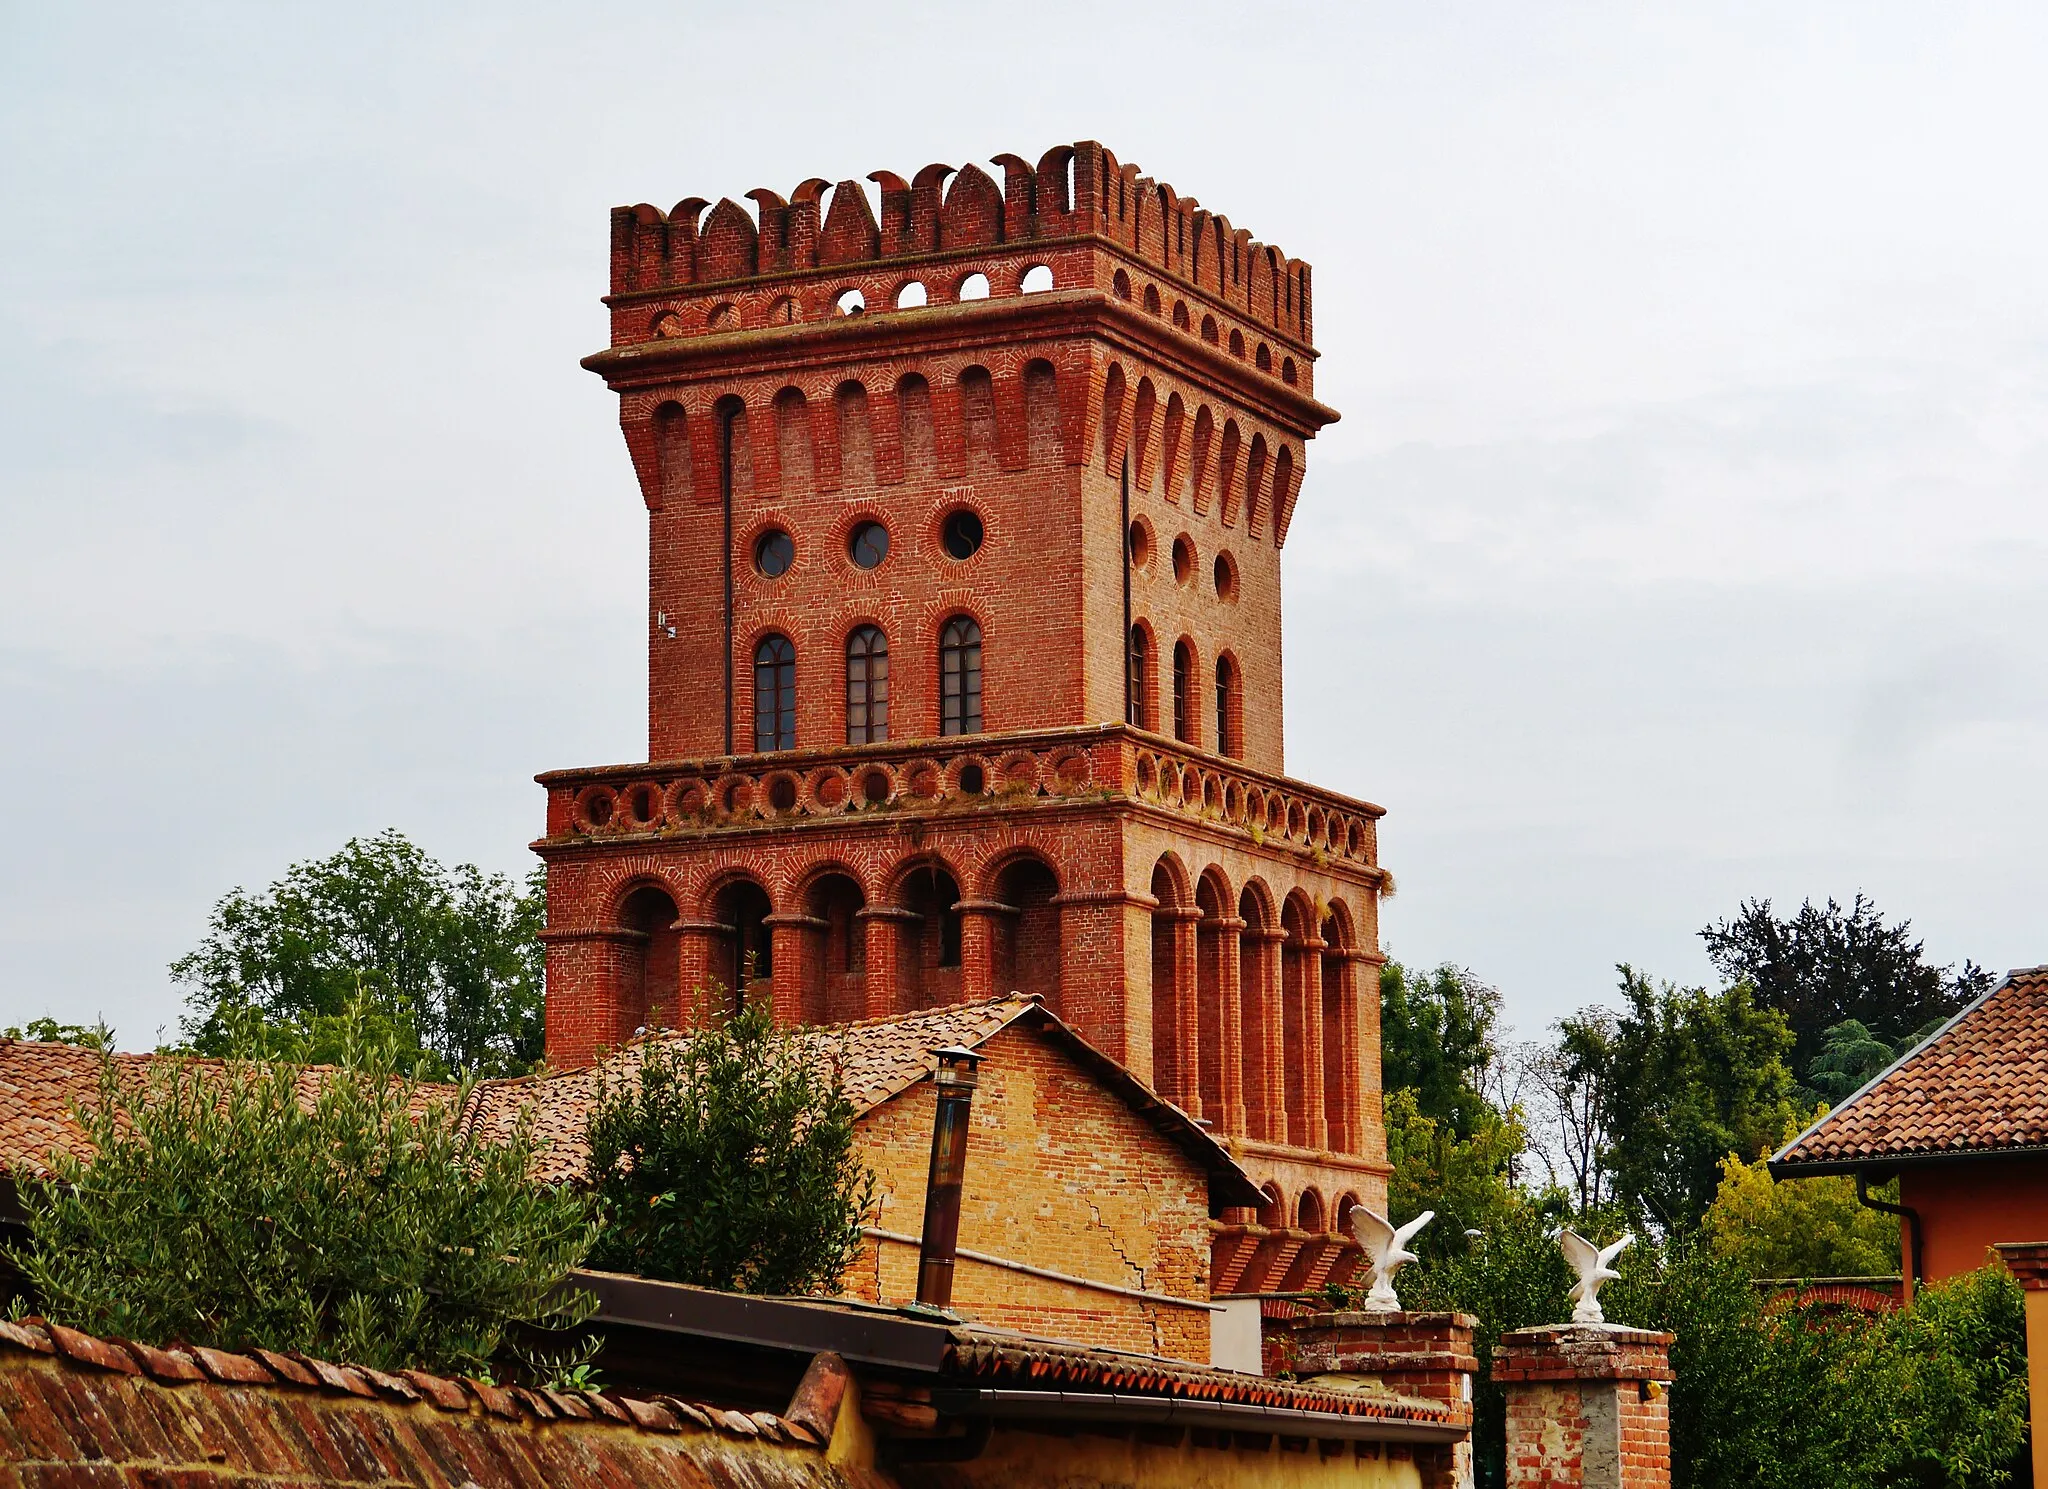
[539,141,1390,1250]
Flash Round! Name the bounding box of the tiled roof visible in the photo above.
[469,996,1259,1204]
[1773,967,2048,1170]
[943,1326,1462,1426]
[0,1313,822,1445]
[0,1041,462,1180]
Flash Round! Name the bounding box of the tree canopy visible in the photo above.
[585,1002,875,1295]
[172,830,545,1078]
[1700,894,1988,1083]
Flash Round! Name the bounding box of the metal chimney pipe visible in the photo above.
[915,1045,984,1310]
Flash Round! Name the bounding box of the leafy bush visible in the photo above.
[1702,1152,1900,1278]
[585,1002,875,1295]
[8,1013,594,1375]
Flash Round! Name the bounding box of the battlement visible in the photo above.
[610,140,1313,348]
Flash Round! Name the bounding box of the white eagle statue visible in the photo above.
[1559,1229,1631,1324]
[1348,1205,1435,1312]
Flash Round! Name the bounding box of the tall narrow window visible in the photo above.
[1216,654,1241,758]
[1173,639,1194,744]
[940,616,983,735]
[753,634,795,751]
[1127,625,1150,729]
[846,625,889,744]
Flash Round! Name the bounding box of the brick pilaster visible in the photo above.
[1492,1325,1674,1489]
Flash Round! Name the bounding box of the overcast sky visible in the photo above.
[4,2,2044,1050]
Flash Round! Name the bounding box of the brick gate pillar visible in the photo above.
[1270,1309,1479,1489]
[1492,1325,1674,1489]
[1994,1242,2048,1489]
[1213,914,1247,1135]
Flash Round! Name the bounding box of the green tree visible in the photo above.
[1383,1086,1530,1253]
[2,1018,112,1050]
[585,1002,875,1295]
[1381,961,1500,1138]
[1700,894,1988,1083]
[1805,1018,1903,1104]
[1573,967,1801,1231]
[172,830,545,1078]
[8,1007,594,1376]
[1702,1152,1899,1278]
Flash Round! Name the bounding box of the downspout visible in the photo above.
[721,406,736,756]
[1858,1170,1922,1301]
[1119,454,1132,722]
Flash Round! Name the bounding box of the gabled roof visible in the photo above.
[469,995,1261,1204]
[1773,967,2048,1173]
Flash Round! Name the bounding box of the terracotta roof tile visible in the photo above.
[0,1042,463,1181]
[1774,967,2048,1169]
[467,996,1049,1185]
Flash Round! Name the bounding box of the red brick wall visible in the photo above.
[843,1024,1215,1362]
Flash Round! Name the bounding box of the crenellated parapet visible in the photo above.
[609,141,1314,355]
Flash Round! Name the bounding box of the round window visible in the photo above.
[754,529,795,578]
[1127,520,1151,569]
[848,520,890,570]
[1172,534,1196,586]
[941,509,985,560]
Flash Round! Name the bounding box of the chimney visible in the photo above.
[915,1045,984,1310]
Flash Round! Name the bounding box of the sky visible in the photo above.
[3,2,2045,1050]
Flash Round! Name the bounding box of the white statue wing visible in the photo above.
[1558,1228,1600,1283]
[1349,1205,1396,1264]
[1598,1235,1633,1270]
[1391,1210,1436,1250]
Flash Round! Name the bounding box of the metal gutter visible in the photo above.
[862,1227,1223,1312]
[931,1387,1464,1444]
[570,1269,952,1373]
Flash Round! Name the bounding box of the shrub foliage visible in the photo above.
[8,1016,594,1375]
[585,1002,875,1295]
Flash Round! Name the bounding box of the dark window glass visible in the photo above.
[846,625,889,744]
[1173,640,1194,744]
[1126,626,1149,729]
[754,528,794,578]
[940,616,983,735]
[941,508,985,559]
[848,520,889,570]
[753,634,795,751]
[1216,656,1240,758]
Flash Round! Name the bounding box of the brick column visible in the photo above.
[954,899,1014,1003]
[1166,906,1203,1114]
[764,913,825,1026]
[1334,949,1365,1154]
[1213,914,1247,1135]
[1300,934,1329,1150]
[1492,1325,1674,1489]
[538,927,642,1067]
[1272,1310,1478,1489]
[674,920,728,1025]
[856,907,918,1018]
[1249,926,1288,1142]
[1995,1242,2048,1489]
[1052,889,1154,1079]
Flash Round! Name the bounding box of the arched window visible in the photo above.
[1172,639,1194,744]
[1126,624,1151,729]
[939,616,982,735]
[846,625,889,744]
[1216,654,1241,758]
[753,634,795,751]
